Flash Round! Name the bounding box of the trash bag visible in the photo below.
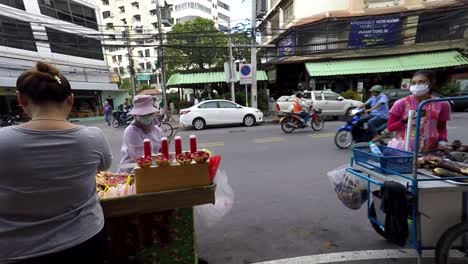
[195,169,234,227]
[327,165,368,210]
[388,138,406,150]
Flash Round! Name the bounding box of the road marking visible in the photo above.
[198,142,224,148]
[310,133,335,138]
[255,137,284,143]
[253,249,464,264]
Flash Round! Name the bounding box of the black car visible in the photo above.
[452,91,468,112]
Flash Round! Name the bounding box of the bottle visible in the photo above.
[190,135,197,153]
[161,137,169,158]
[174,136,182,156]
[369,141,383,156]
[143,139,151,158]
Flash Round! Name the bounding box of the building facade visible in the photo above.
[258,0,468,97]
[0,0,121,118]
[97,0,231,86]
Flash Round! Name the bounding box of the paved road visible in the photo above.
[91,113,468,264]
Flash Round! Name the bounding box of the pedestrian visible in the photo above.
[0,61,112,263]
[194,96,199,105]
[118,95,163,173]
[103,100,113,126]
[387,70,451,152]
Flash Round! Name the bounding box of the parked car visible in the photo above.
[276,90,362,117]
[453,91,468,112]
[179,100,264,130]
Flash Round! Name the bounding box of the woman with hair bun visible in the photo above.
[0,62,112,263]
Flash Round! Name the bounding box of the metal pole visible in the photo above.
[124,24,136,97]
[251,0,258,108]
[228,21,235,103]
[245,84,248,107]
[155,0,168,109]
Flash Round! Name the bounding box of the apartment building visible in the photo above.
[258,0,468,97]
[97,0,231,86]
[0,0,121,118]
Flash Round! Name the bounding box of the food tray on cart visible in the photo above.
[100,184,216,218]
[418,168,468,186]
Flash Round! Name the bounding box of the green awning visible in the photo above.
[305,51,468,77]
[166,70,268,87]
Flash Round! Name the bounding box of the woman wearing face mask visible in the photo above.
[387,70,451,152]
[118,95,163,173]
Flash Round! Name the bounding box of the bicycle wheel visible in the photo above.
[159,122,174,138]
[435,223,468,264]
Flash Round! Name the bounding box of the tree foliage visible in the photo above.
[165,18,251,74]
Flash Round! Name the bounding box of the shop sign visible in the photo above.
[278,32,296,56]
[348,16,401,48]
[136,74,151,81]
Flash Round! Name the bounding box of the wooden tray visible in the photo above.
[101,185,215,218]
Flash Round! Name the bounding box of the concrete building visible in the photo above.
[258,0,468,97]
[0,0,122,118]
[97,0,231,86]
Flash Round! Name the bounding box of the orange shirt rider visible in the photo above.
[292,93,311,113]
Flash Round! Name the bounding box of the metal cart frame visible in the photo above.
[346,96,468,264]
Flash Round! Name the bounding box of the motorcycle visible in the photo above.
[0,114,20,127]
[334,108,389,149]
[279,106,325,133]
[112,111,133,128]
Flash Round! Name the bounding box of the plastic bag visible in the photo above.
[388,138,406,150]
[195,169,234,227]
[327,165,368,210]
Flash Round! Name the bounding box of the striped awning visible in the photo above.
[166,70,268,87]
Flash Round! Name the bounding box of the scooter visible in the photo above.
[279,106,324,133]
[334,108,388,149]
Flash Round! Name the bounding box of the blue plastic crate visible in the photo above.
[352,145,414,174]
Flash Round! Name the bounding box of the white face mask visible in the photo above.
[409,84,429,96]
[136,115,153,126]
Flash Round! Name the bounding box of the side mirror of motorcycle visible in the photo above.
[337,96,344,101]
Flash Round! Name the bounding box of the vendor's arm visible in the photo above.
[121,126,144,165]
[437,102,451,142]
[386,99,406,132]
[94,128,113,171]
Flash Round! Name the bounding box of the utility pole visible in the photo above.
[124,23,136,97]
[251,0,258,109]
[155,0,168,109]
[227,21,236,103]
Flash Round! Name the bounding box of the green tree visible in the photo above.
[165,18,251,74]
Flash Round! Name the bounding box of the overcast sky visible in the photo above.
[229,0,252,24]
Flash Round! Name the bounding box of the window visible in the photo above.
[323,92,339,101]
[282,0,293,24]
[134,26,143,33]
[133,15,141,22]
[131,2,139,9]
[46,27,104,60]
[152,22,159,29]
[0,15,37,51]
[112,55,117,63]
[218,13,229,22]
[120,18,126,24]
[416,9,467,43]
[118,6,125,13]
[175,2,211,14]
[102,11,111,19]
[199,102,218,108]
[219,101,238,108]
[113,67,119,74]
[117,55,122,62]
[138,63,144,71]
[145,49,150,57]
[146,61,152,70]
[109,34,116,40]
[38,0,98,30]
[138,50,143,57]
[119,66,125,74]
[106,22,114,29]
[102,0,109,5]
[303,92,312,99]
[314,92,323,100]
[150,9,157,16]
[217,0,230,11]
[0,0,25,10]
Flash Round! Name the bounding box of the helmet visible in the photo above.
[369,85,383,93]
[296,92,303,98]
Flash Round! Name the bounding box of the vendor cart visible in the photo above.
[346,96,468,264]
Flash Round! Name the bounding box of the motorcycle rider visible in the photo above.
[292,92,311,126]
[358,85,389,138]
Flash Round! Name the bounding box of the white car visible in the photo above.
[276,90,362,117]
[179,100,264,130]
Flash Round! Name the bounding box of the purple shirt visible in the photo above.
[103,105,113,115]
[118,122,163,173]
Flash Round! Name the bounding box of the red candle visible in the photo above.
[174,136,182,156]
[143,139,151,158]
[190,135,197,153]
[161,137,169,157]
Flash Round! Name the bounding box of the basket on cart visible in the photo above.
[353,145,413,174]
